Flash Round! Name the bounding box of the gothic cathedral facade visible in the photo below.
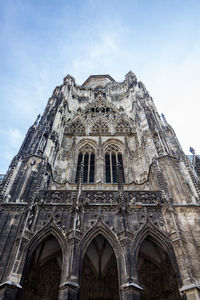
[0,72,200,300]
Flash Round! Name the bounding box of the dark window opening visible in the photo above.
[83,153,89,183]
[76,152,95,184]
[105,152,125,184]
[112,153,117,183]
[105,154,111,183]
[89,153,95,183]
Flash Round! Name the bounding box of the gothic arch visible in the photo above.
[102,139,125,183]
[75,140,97,183]
[133,219,177,268]
[19,220,66,300]
[78,217,122,261]
[133,219,182,299]
[27,219,67,258]
[76,138,98,152]
[78,218,121,300]
[102,138,125,152]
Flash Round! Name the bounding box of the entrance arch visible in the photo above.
[138,236,181,300]
[20,235,62,300]
[80,234,120,300]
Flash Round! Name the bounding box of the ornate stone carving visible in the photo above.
[37,190,162,206]
[153,133,165,156]
[105,143,122,153]
[77,96,89,103]
[79,143,95,153]
[1,72,198,300]
[38,190,75,204]
[65,118,85,135]
[83,99,119,121]
[91,117,110,135]
[115,116,134,135]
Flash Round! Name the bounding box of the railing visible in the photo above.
[37,190,162,205]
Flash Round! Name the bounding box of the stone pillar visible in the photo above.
[59,231,80,300]
[118,235,142,300]
[120,282,142,300]
[59,281,79,300]
[180,285,200,300]
[0,281,21,300]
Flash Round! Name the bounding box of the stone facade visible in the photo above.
[0,72,200,300]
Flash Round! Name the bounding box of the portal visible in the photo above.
[138,237,181,300]
[80,234,119,300]
[20,235,62,300]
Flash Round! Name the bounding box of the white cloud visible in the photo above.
[72,29,127,82]
[142,58,200,153]
[1,0,200,177]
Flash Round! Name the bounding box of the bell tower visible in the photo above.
[0,72,200,300]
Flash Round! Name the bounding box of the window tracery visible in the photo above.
[91,117,110,135]
[104,144,125,183]
[115,117,133,135]
[65,118,85,135]
[75,144,95,183]
[83,100,118,121]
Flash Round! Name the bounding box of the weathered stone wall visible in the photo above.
[0,72,199,299]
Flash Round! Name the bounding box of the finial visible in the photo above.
[161,113,168,126]
[189,147,195,155]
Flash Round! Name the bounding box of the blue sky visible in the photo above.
[0,0,200,173]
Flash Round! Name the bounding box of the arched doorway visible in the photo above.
[20,235,62,300]
[138,237,181,300]
[80,234,119,300]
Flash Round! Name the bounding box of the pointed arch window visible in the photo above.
[75,144,95,183]
[105,144,125,183]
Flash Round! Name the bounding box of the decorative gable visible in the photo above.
[65,96,135,136]
[65,117,85,135]
[82,99,119,121]
[91,117,110,135]
[115,116,134,135]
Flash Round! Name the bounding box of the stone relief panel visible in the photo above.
[65,117,85,135]
[82,99,119,121]
[115,116,135,135]
[37,190,162,206]
[91,117,110,135]
[79,143,96,154]
[104,143,122,154]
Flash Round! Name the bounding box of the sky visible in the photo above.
[0,0,200,174]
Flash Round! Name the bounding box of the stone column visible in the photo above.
[59,230,80,300]
[180,285,200,300]
[120,282,142,300]
[0,281,21,300]
[59,281,79,300]
[118,234,142,300]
